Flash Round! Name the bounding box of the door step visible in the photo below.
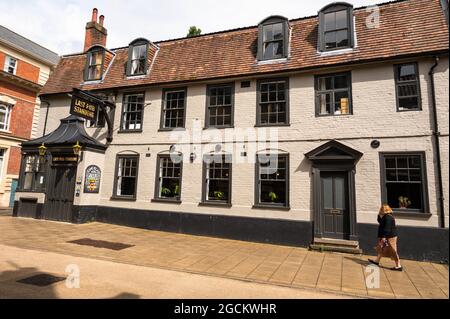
[310,238,362,254]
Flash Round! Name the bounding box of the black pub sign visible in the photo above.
[70,89,101,121]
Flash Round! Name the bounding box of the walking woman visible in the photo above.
[368,204,403,271]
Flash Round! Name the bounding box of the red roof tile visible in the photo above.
[41,0,449,95]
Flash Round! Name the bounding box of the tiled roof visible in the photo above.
[41,0,449,95]
[0,25,59,65]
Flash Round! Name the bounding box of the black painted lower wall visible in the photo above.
[11,200,449,262]
[95,206,313,247]
[358,223,449,263]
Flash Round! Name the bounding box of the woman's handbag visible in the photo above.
[375,239,395,259]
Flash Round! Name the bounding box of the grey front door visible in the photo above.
[42,164,76,222]
[320,171,350,239]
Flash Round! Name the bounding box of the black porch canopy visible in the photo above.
[22,115,106,152]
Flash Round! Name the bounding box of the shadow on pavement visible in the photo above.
[0,261,141,299]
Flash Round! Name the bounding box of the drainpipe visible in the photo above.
[428,56,445,229]
[41,99,50,136]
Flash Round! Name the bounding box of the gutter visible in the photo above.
[428,56,445,229]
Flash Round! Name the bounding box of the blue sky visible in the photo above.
[0,0,379,55]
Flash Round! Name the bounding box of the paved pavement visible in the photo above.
[0,244,353,299]
[0,216,448,299]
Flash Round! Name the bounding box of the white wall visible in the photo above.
[38,57,449,228]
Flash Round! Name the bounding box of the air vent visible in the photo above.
[241,81,251,88]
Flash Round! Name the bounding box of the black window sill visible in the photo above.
[151,198,182,204]
[84,78,102,82]
[198,202,232,208]
[397,108,422,112]
[393,210,432,218]
[118,129,143,134]
[203,126,234,130]
[158,128,186,132]
[315,113,353,118]
[110,196,137,201]
[254,123,290,128]
[252,204,290,211]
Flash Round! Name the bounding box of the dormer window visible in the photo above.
[127,39,149,76]
[257,16,289,61]
[318,3,354,52]
[84,47,105,81]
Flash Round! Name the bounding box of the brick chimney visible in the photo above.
[83,8,107,52]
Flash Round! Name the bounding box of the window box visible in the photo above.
[151,198,182,204]
[198,202,232,208]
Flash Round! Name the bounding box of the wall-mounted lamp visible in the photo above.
[73,141,82,156]
[38,143,47,157]
[190,153,197,163]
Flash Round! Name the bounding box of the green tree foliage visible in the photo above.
[187,26,202,37]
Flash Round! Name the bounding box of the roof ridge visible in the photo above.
[59,0,413,57]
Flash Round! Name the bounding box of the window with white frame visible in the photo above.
[0,104,12,131]
[114,155,139,198]
[121,93,144,131]
[4,56,17,74]
[21,154,46,191]
[0,149,5,182]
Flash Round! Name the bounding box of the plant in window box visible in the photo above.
[213,191,225,201]
[398,196,411,209]
[268,191,279,203]
[161,187,172,197]
[173,184,180,196]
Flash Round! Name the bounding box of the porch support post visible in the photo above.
[312,166,323,239]
[348,168,358,241]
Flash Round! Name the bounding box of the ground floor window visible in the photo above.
[21,154,46,191]
[155,155,182,200]
[256,153,289,207]
[114,155,139,198]
[380,153,428,212]
[203,154,231,204]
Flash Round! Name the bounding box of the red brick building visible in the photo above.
[0,25,59,207]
